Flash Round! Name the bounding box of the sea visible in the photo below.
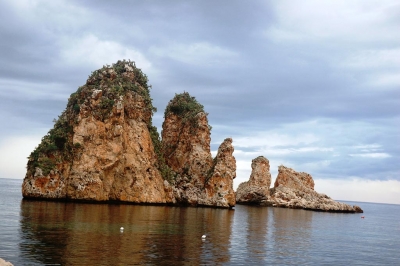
[0,178,399,266]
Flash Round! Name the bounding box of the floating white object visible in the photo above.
[120,227,124,231]
[202,235,206,239]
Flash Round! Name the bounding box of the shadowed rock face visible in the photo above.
[22,61,172,204]
[161,93,236,207]
[236,156,271,204]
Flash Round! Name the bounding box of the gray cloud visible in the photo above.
[0,0,399,202]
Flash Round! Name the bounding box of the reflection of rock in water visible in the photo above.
[19,200,70,265]
[246,206,270,264]
[19,200,234,265]
[271,208,313,263]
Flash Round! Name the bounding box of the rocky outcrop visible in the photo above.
[161,93,236,207]
[22,60,173,204]
[269,166,363,212]
[236,156,271,204]
[236,162,363,213]
[273,165,314,191]
[204,138,236,207]
[22,62,236,208]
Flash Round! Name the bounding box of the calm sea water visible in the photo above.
[0,178,399,265]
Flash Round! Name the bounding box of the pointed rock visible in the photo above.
[204,138,236,207]
[161,92,236,207]
[236,156,271,204]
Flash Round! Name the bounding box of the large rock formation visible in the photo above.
[161,93,236,207]
[236,161,363,213]
[22,61,173,203]
[22,62,236,208]
[236,156,271,204]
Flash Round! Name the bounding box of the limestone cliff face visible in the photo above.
[236,156,271,204]
[22,61,172,203]
[161,92,236,207]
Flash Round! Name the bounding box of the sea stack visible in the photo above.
[235,156,271,204]
[21,61,236,208]
[161,92,236,207]
[236,160,363,213]
[22,60,172,203]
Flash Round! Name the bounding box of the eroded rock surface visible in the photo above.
[236,156,271,204]
[269,166,363,212]
[22,61,172,204]
[236,162,363,213]
[161,93,236,207]
[204,138,236,207]
[22,68,236,208]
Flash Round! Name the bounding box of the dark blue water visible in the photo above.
[1,178,399,265]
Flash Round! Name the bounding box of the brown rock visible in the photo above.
[204,138,236,207]
[22,60,173,204]
[274,165,314,191]
[236,156,271,204]
[269,165,363,213]
[161,93,236,207]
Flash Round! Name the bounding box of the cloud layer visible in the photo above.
[0,0,399,204]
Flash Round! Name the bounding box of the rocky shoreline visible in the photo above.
[21,60,363,213]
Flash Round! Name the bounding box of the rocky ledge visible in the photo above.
[236,159,363,213]
[22,61,236,208]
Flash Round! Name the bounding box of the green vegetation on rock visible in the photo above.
[27,115,77,176]
[26,60,165,178]
[164,92,211,133]
[164,92,204,118]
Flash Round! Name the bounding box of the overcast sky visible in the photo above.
[0,0,399,204]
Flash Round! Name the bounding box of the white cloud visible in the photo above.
[266,0,400,44]
[150,42,238,66]
[340,49,400,88]
[369,73,400,87]
[0,135,42,179]
[349,153,391,158]
[315,178,400,204]
[265,1,400,89]
[342,49,400,69]
[233,132,319,149]
[0,78,69,100]
[61,34,152,71]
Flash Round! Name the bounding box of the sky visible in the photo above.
[0,0,399,204]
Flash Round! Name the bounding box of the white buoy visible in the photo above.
[120,227,124,232]
[202,235,206,239]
